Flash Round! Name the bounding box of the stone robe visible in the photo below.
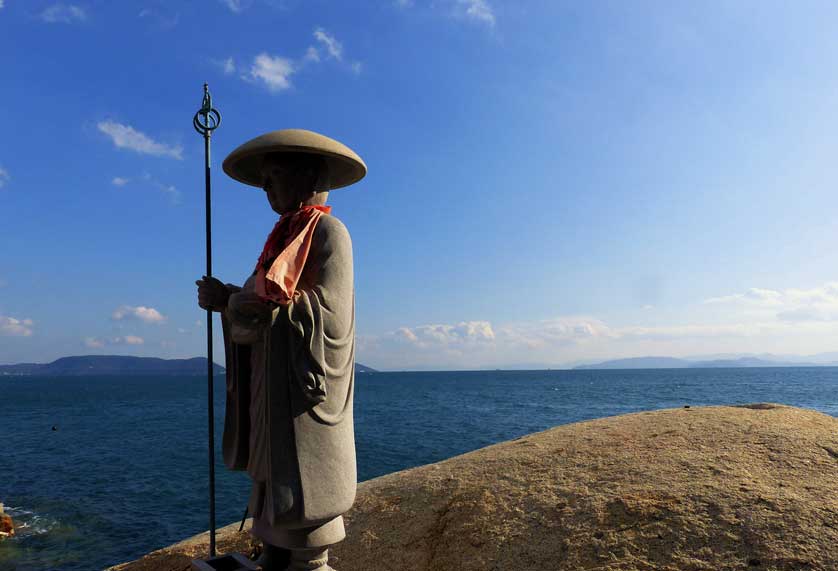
[220,214,356,548]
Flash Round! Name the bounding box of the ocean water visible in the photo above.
[1,367,837,571]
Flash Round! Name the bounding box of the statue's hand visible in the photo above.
[196,275,230,312]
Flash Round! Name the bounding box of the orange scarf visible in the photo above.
[254,205,331,305]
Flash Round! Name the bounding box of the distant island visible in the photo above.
[0,355,378,376]
[574,355,837,370]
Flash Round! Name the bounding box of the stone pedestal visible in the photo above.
[287,548,331,571]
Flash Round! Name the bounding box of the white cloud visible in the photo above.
[237,29,360,92]
[111,176,129,187]
[314,28,343,60]
[0,316,34,337]
[0,1,5,10]
[40,3,87,24]
[0,166,8,188]
[392,320,496,349]
[97,121,183,160]
[111,305,167,324]
[704,282,838,322]
[249,53,295,92]
[84,335,144,347]
[220,0,243,13]
[457,0,495,27]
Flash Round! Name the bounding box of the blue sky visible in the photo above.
[3,1,838,369]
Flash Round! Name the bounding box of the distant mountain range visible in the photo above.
[0,355,378,376]
[574,355,838,370]
[0,355,225,376]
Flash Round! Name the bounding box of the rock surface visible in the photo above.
[109,404,838,571]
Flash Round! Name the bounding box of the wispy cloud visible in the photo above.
[0,316,34,337]
[141,172,181,204]
[704,287,784,306]
[314,28,343,60]
[138,8,179,30]
[248,53,295,92]
[456,0,495,26]
[111,173,179,203]
[398,0,496,27]
[0,1,5,10]
[220,0,243,13]
[211,56,237,74]
[219,0,250,14]
[0,166,9,189]
[40,3,87,24]
[97,121,183,160]
[84,335,144,348]
[303,46,320,64]
[111,305,167,324]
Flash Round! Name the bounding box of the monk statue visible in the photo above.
[196,129,366,571]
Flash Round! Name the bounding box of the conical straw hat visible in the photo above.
[222,129,366,190]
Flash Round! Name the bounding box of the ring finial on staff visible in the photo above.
[193,82,221,136]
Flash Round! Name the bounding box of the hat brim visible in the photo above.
[222,129,367,191]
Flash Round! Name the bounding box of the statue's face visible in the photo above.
[259,154,319,215]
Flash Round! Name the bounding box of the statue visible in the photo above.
[196,129,366,571]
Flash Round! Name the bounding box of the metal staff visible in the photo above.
[193,83,221,558]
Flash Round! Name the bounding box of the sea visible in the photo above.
[1,367,837,571]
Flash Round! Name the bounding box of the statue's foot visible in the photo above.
[255,543,291,571]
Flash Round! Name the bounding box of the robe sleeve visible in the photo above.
[220,311,252,471]
[272,215,355,425]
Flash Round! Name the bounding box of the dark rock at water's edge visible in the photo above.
[0,355,225,376]
[0,503,14,538]
[0,355,376,376]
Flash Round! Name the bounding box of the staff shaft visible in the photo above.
[193,82,221,561]
[203,129,217,558]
